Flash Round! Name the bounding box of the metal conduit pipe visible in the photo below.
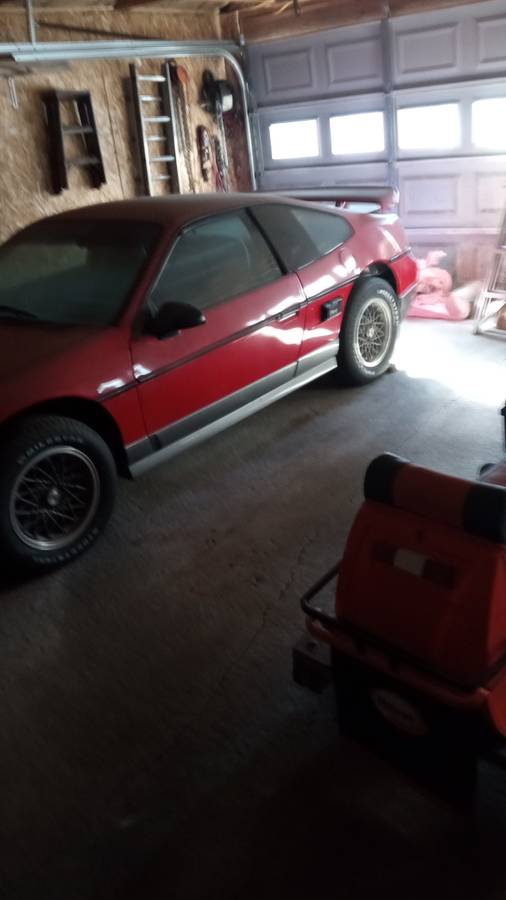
[0,39,257,189]
[25,0,37,46]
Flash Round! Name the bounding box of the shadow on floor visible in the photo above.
[117,732,506,900]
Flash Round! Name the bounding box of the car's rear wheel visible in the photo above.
[338,277,399,385]
[0,415,116,570]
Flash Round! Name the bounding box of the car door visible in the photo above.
[250,203,354,373]
[130,208,305,444]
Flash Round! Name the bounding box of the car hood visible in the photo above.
[0,320,104,381]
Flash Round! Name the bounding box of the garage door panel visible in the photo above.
[476,13,506,69]
[263,48,316,96]
[395,24,461,80]
[324,32,383,92]
[398,162,466,227]
[402,175,460,217]
[249,21,382,106]
[398,156,506,230]
[261,162,389,192]
[390,0,506,85]
[475,170,506,226]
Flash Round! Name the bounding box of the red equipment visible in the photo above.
[296,422,506,795]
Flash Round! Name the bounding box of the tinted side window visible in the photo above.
[0,220,160,327]
[251,204,352,270]
[150,210,282,313]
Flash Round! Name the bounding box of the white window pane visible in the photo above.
[397,104,461,151]
[330,111,385,155]
[269,120,319,160]
[472,98,506,150]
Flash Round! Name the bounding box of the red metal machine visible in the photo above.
[295,406,506,796]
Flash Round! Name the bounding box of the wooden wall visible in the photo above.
[0,10,251,242]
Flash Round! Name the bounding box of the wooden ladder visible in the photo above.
[43,90,106,194]
[130,62,182,196]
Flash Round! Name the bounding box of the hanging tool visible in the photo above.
[170,62,195,193]
[201,69,232,192]
[214,135,228,192]
[197,125,212,182]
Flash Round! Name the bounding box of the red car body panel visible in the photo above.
[131,272,305,436]
[0,193,417,472]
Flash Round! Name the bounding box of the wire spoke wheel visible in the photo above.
[354,297,393,368]
[10,446,100,552]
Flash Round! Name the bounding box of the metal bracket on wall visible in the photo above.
[7,76,18,109]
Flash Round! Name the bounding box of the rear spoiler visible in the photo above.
[273,186,399,212]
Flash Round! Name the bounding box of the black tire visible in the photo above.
[338,277,400,385]
[0,415,116,570]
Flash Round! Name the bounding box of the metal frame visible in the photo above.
[0,38,257,190]
[474,205,506,338]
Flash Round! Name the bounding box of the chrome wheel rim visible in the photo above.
[354,297,392,368]
[10,446,100,552]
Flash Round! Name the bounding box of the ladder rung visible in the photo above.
[54,90,90,100]
[149,155,175,163]
[147,135,166,142]
[143,116,171,123]
[484,291,506,300]
[69,155,100,167]
[138,75,166,82]
[140,95,161,102]
[153,175,171,182]
[62,125,94,135]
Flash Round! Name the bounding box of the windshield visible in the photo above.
[0,219,161,327]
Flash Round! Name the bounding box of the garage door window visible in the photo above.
[252,204,352,270]
[330,111,385,155]
[269,119,320,160]
[397,103,461,151]
[472,98,506,151]
[150,211,282,313]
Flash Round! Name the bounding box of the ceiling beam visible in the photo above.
[230,0,383,42]
[227,0,492,42]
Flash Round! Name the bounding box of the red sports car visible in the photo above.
[0,191,416,569]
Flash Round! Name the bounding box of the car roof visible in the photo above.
[54,192,301,230]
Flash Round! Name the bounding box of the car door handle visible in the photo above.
[275,307,300,322]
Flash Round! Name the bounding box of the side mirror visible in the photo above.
[149,301,206,340]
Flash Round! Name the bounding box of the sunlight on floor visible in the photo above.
[393,320,506,407]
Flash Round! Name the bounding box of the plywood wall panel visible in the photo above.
[0,9,251,242]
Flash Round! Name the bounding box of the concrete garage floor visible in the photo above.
[1,319,505,900]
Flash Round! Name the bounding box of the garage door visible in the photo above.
[247,0,506,283]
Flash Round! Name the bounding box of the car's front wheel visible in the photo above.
[338,277,400,385]
[0,415,116,570]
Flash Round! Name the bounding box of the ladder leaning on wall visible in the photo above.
[129,62,182,197]
[474,204,506,337]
